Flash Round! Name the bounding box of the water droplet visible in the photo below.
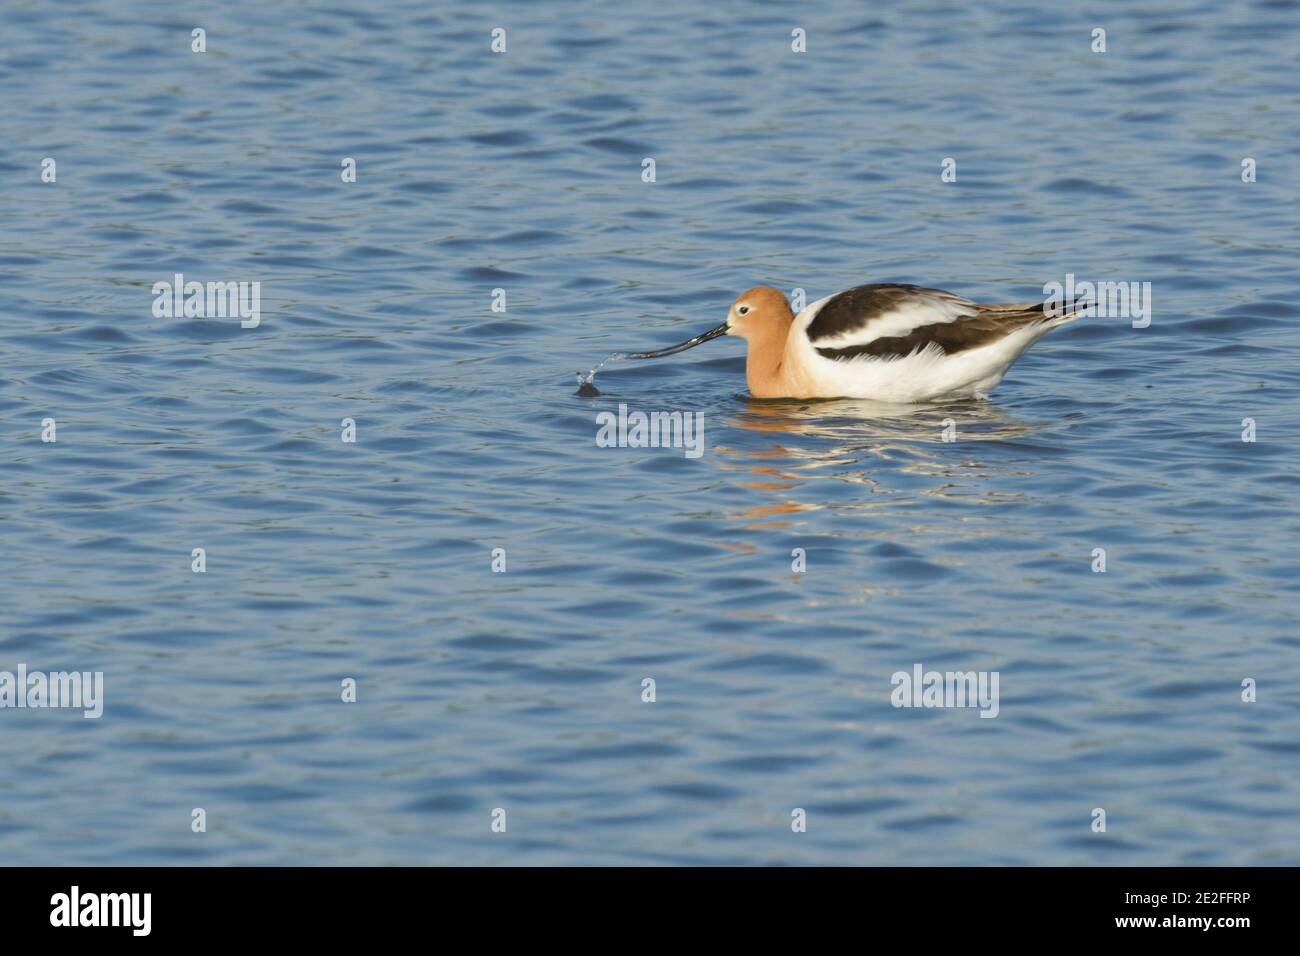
[573,352,623,395]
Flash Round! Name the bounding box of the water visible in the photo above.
[576,353,621,395]
[1,0,1298,865]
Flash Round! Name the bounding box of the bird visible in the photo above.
[619,284,1085,402]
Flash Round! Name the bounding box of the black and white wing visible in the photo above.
[802,284,1054,360]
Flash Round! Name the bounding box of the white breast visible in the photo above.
[787,321,1059,403]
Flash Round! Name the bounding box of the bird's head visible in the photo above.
[614,285,795,362]
[725,286,794,340]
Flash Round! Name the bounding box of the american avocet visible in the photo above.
[620,284,1084,402]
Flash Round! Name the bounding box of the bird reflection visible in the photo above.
[715,396,1044,526]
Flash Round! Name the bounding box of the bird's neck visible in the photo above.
[745,316,795,398]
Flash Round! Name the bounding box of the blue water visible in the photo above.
[2,0,1298,865]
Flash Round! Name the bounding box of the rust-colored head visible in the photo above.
[726,286,795,340]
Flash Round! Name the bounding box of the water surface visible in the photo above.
[1,0,1298,864]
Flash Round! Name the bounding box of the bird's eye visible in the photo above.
[738,305,750,315]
